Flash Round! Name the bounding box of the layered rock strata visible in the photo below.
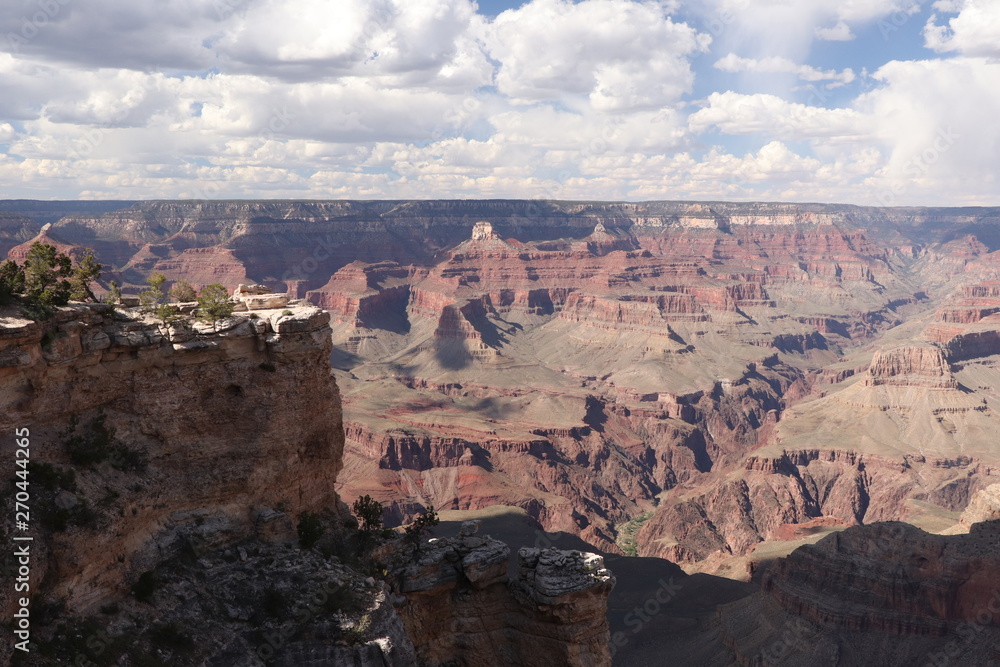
[760,521,1000,636]
[0,302,343,616]
[960,484,1000,529]
[396,520,615,667]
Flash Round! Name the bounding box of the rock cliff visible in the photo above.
[395,520,615,667]
[0,302,343,615]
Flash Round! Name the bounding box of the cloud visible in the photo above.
[697,0,921,62]
[856,57,1000,204]
[714,54,856,87]
[689,92,871,140]
[0,0,996,206]
[486,0,708,111]
[0,0,494,87]
[0,0,223,71]
[218,0,493,86]
[924,0,1000,57]
[816,21,855,41]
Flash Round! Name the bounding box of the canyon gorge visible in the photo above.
[3,198,1000,665]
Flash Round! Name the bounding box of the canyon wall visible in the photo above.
[0,303,343,616]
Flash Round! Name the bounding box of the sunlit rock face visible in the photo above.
[0,303,343,616]
[471,221,500,241]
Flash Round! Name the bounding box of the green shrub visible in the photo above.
[168,280,197,303]
[28,462,76,492]
[352,495,383,532]
[109,444,148,474]
[297,511,325,549]
[106,280,122,305]
[64,413,116,466]
[64,414,147,473]
[404,505,440,544]
[139,273,174,322]
[197,283,234,325]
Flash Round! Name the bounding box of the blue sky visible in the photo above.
[0,0,997,204]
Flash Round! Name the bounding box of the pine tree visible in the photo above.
[196,284,234,326]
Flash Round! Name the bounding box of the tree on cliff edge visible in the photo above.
[22,242,73,318]
[1,243,103,319]
[0,259,25,306]
[352,495,383,533]
[68,249,102,302]
[196,283,234,327]
[139,272,178,323]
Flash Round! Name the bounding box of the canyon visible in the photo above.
[5,199,1000,664]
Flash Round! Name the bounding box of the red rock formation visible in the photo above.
[6,225,91,262]
[864,345,957,388]
[760,521,1000,635]
[143,246,250,289]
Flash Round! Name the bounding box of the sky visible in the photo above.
[0,0,997,205]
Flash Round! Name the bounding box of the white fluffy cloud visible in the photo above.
[0,0,996,205]
[816,21,856,41]
[698,0,921,64]
[714,54,856,87]
[486,0,707,111]
[857,57,1000,204]
[689,92,870,140]
[218,0,493,87]
[924,0,1000,57]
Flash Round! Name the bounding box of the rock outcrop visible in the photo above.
[760,521,1000,636]
[865,345,958,388]
[960,483,1000,529]
[0,300,618,667]
[0,302,343,616]
[396,520,615,667]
